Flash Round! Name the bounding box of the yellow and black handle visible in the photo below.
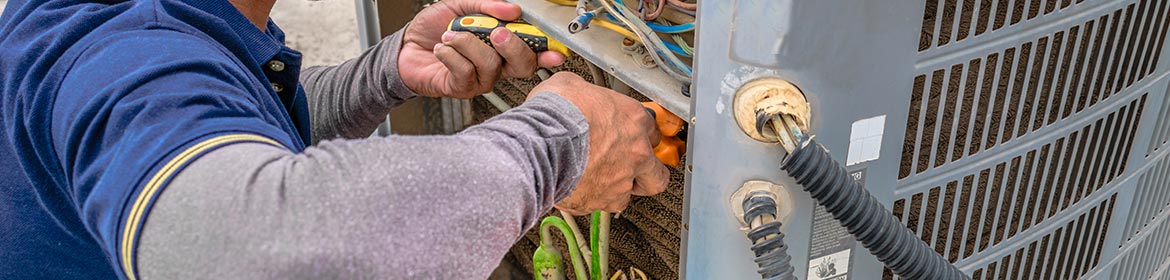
[448,15,571,57]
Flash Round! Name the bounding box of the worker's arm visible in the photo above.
[299,30,417,143]
[134,73,667,279]
[299,0,564,144]
[137,92,586,279]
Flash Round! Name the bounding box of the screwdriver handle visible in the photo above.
[643,102,687,167]
[448,15,572,57]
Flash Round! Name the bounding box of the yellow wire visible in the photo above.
[608,270,625,280]
[546,0,578,6]
[631,267,647,280]
[591,20,639,41]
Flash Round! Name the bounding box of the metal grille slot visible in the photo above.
[919,0,1089,51]
[901,0,1170,179]
[888,95,1144,270]
[1150,86,1170,155]
[1122,157,1170,243]
[963,195,1116,280]
[1112,214,1170,280]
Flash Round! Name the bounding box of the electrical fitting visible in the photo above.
[732,78,810,152]
[730,181,796,280]
[728,180,793,230]
[568,11,596,33]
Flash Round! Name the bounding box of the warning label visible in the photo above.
[808,249,851,280]
[806,168,865,280]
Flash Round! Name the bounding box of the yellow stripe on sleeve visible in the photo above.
[119,134,283,280]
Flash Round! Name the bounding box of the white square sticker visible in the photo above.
[847,115,885,166]
[807,249,851,280]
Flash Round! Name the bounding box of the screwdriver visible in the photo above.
[448,15,572,57]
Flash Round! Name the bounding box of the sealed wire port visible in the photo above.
[729,181,796,280]
[732,78,810,150]
[728,180,793,231]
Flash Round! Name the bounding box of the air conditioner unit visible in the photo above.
[501,0,1170,279]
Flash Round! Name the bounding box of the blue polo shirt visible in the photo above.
[0,0,312,278]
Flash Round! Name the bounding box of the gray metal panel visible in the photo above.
[683,1,922,279]
[680,0,1170,279]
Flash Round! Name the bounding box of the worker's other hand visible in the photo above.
[399,0,566,99]
[532,72,671,215]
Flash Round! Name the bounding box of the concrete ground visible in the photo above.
[0,0,362,68]
[270,0,362,67]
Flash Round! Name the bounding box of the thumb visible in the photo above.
[445,0,523,20]
[631,160,670,196]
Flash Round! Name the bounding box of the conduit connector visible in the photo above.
[729,180,793,231]
[731,180,797,280]
[732,78,811,151]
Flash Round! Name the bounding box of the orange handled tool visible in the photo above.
[643,102,687,167]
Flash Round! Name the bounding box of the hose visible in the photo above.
[537,216,590,280]
[588,211,615,280]
[741,192,796,280]
[560,210,593,269]
[780,139,969,280]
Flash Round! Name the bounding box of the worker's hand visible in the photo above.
[532,72,671,215]
[399,0,566,99]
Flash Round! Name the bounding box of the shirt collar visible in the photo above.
[181,0,285,64]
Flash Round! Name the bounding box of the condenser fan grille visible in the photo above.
[920,0,1089,51]
[901,0,1169,179]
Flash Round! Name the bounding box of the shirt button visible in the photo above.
[267,60,286,72]
[271,83,284,93]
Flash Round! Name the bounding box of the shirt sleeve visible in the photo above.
[299,29,418,144]
[51,30,300,280]
[135,92,588,279]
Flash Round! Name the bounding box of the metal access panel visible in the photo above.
[682,0,1170,280]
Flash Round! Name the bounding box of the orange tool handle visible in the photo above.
[643,102,687,167]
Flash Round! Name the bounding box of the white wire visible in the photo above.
[482,92,513,112]
[537,68,553,80]
[597,0,690,82]
[605,0,691,78]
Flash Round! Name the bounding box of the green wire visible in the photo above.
[590,210,602,280]
[541,216,590,280]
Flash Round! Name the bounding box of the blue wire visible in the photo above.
[606,0,695,33]
[608,0,693,75]
[646,21,695,33]
[602,13,694,33]
[660,40,691,58]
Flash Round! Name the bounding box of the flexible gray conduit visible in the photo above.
[780,139,969,280]
[742,194,796,280]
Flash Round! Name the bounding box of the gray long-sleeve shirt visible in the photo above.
[136,30,589,279]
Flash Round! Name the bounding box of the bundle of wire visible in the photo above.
[548,0,695,82]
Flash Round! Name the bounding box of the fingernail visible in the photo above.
[491,28,509,45]
[433,43,443,52]
[442,31,455,42]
